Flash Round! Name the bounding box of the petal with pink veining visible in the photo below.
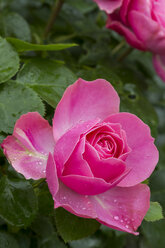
[1,112,54,179]
[53,78,120,141]
[104,112,159,187]
[91,184,150,234]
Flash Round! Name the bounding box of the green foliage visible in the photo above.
[0,0,164,247]
[0,82,45,133]
[0,176,37,227]
[0,12,31,42]
[17,58,77,107]
[7,37,77,52]
[54,208,100,242]
[0,37,19,83]
[0,232,19,248]
[145,202,164,222]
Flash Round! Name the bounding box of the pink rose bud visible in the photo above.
[1,79,159,235]
[95,0,165,82]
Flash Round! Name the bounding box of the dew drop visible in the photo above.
[120,220,124,223]
[43,170,46,173]
[114,216,119,220]
[125,225,129,229]
[113,199,117,203]
[82,207,86,210]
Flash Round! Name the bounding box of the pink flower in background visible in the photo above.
[93,0,123,14]
[95,0,165,82]
[1,78,159,234]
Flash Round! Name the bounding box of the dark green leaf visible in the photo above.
[0,176,37,227]
[17,58,77,108]
[0,232,19,248]
[145,202,164,222]
[0,37,19,83]
[7,37,77,52]
[150,170,165,212]
[0,81,45,133]
[0,12,31,42]
[142,220,165,248]
[54,208,100,242]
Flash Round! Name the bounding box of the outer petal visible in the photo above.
[46,154,97,218]
[104,113,159,187]
[60,171,129,195]
[46,156,150,234]
[128,11,165,55]
[91,184,150,234]
[106,17,146,50]
[94,0,123,14]
[1,112,54,179]
[153,54,165,82]
[53,78,120,141]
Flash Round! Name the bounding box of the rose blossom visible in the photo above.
[95,0,165,82]
[1,78,158,234]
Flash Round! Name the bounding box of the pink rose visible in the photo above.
[95,0,165,82]
[1,78,158,234]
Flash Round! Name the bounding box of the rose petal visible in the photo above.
[46,155,97,218]
[106,17,146,50]
[91,184,150,234]
[54,120,99,175]
[60,167,130,195]
[152,0,165,28]
[104,112,159,186]
[128,11,165,54]
[1,112,54,179]
[46,156,150,235]
[94,0,123,14]
[53,78,120,141]
[153,54,165,82]
[62,137,94,177]
[83,143,126,182]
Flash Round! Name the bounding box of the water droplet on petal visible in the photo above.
[125,225,129,228]
[82,207,86,210]
[113,199,117,203]
[120,220,124,223]
[114,216,119,220]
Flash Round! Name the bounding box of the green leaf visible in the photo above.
[0,12,31,42]
[0,81,45,133]
[17,58,77,108]
[150,170,165,213]
[142,220,165,248]
[7,37,77,52]
[0,176,37,227]
[0,232,19,248]
[31,215,67,248]
[0,37,19,83]
[54,208,100,242]
[145,202,164,222]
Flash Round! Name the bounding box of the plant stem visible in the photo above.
[43,0,65,39]
[117,47,134,62]
[32,178,45,189]
[111,40,125,55]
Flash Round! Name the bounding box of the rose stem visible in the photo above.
[43,0,65,39]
